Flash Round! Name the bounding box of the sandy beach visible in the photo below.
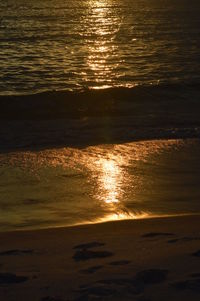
[1,215,200,301]
[1,0,200,300]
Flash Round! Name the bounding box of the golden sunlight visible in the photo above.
[95,157,121,204]
[3,140,184,227]
[83,0,121,88]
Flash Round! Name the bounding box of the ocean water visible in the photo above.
[0,0,200,94]
[0,0,200,231]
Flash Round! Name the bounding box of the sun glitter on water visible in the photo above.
[84,0,122,89]
[96,158,121,205]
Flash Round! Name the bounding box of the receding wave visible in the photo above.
[0,83,200,152]
[0,82,199,119]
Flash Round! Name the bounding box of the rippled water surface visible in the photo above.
[1,0,200,94]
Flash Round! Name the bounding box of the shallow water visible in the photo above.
[0,138,200,231]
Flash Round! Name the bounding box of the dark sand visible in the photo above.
[1,215,200,301]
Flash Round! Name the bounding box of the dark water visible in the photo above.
[0,83,200,152]
[0,0,200,144]
[0,0,200,94]
[0,0,200,231]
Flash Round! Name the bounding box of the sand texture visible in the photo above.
[1,215,200,301]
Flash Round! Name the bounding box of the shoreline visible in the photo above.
[1,214,200,300]
[1,212,200,235]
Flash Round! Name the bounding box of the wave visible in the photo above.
[0,82,199,118]
[0,83,200,152]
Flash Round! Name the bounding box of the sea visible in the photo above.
[0,0,200,231]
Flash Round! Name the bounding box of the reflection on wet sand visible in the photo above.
[95,158,121,204]
[87,153,136,223]
[0,139,191,230]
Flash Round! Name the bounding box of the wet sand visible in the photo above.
[1,138,200,232]
[1,215,200,301]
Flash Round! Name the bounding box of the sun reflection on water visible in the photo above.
[0,139,186,228]
[84,145,150,222]
[83,0,122,88]
[92,211,150,225]
[95,157,121,204]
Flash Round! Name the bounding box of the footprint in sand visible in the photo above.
[171,278,200,293]
[73,242,105,250]
[142,232,174,238]
[168,237,200,244]
[167,238,180,243]
[0,249,34,256]
[76,268,168,300]
[73,241,113,261]
[80,265,103,274]
[73,249,113,262]
[41,297,65,301]
[135,269,168,285]
[109,260,131,266]
[98,268,168,286]
[75,286,117,300]
[0,272,28,285]
[190,273,200,278]
[192,250,200,257]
